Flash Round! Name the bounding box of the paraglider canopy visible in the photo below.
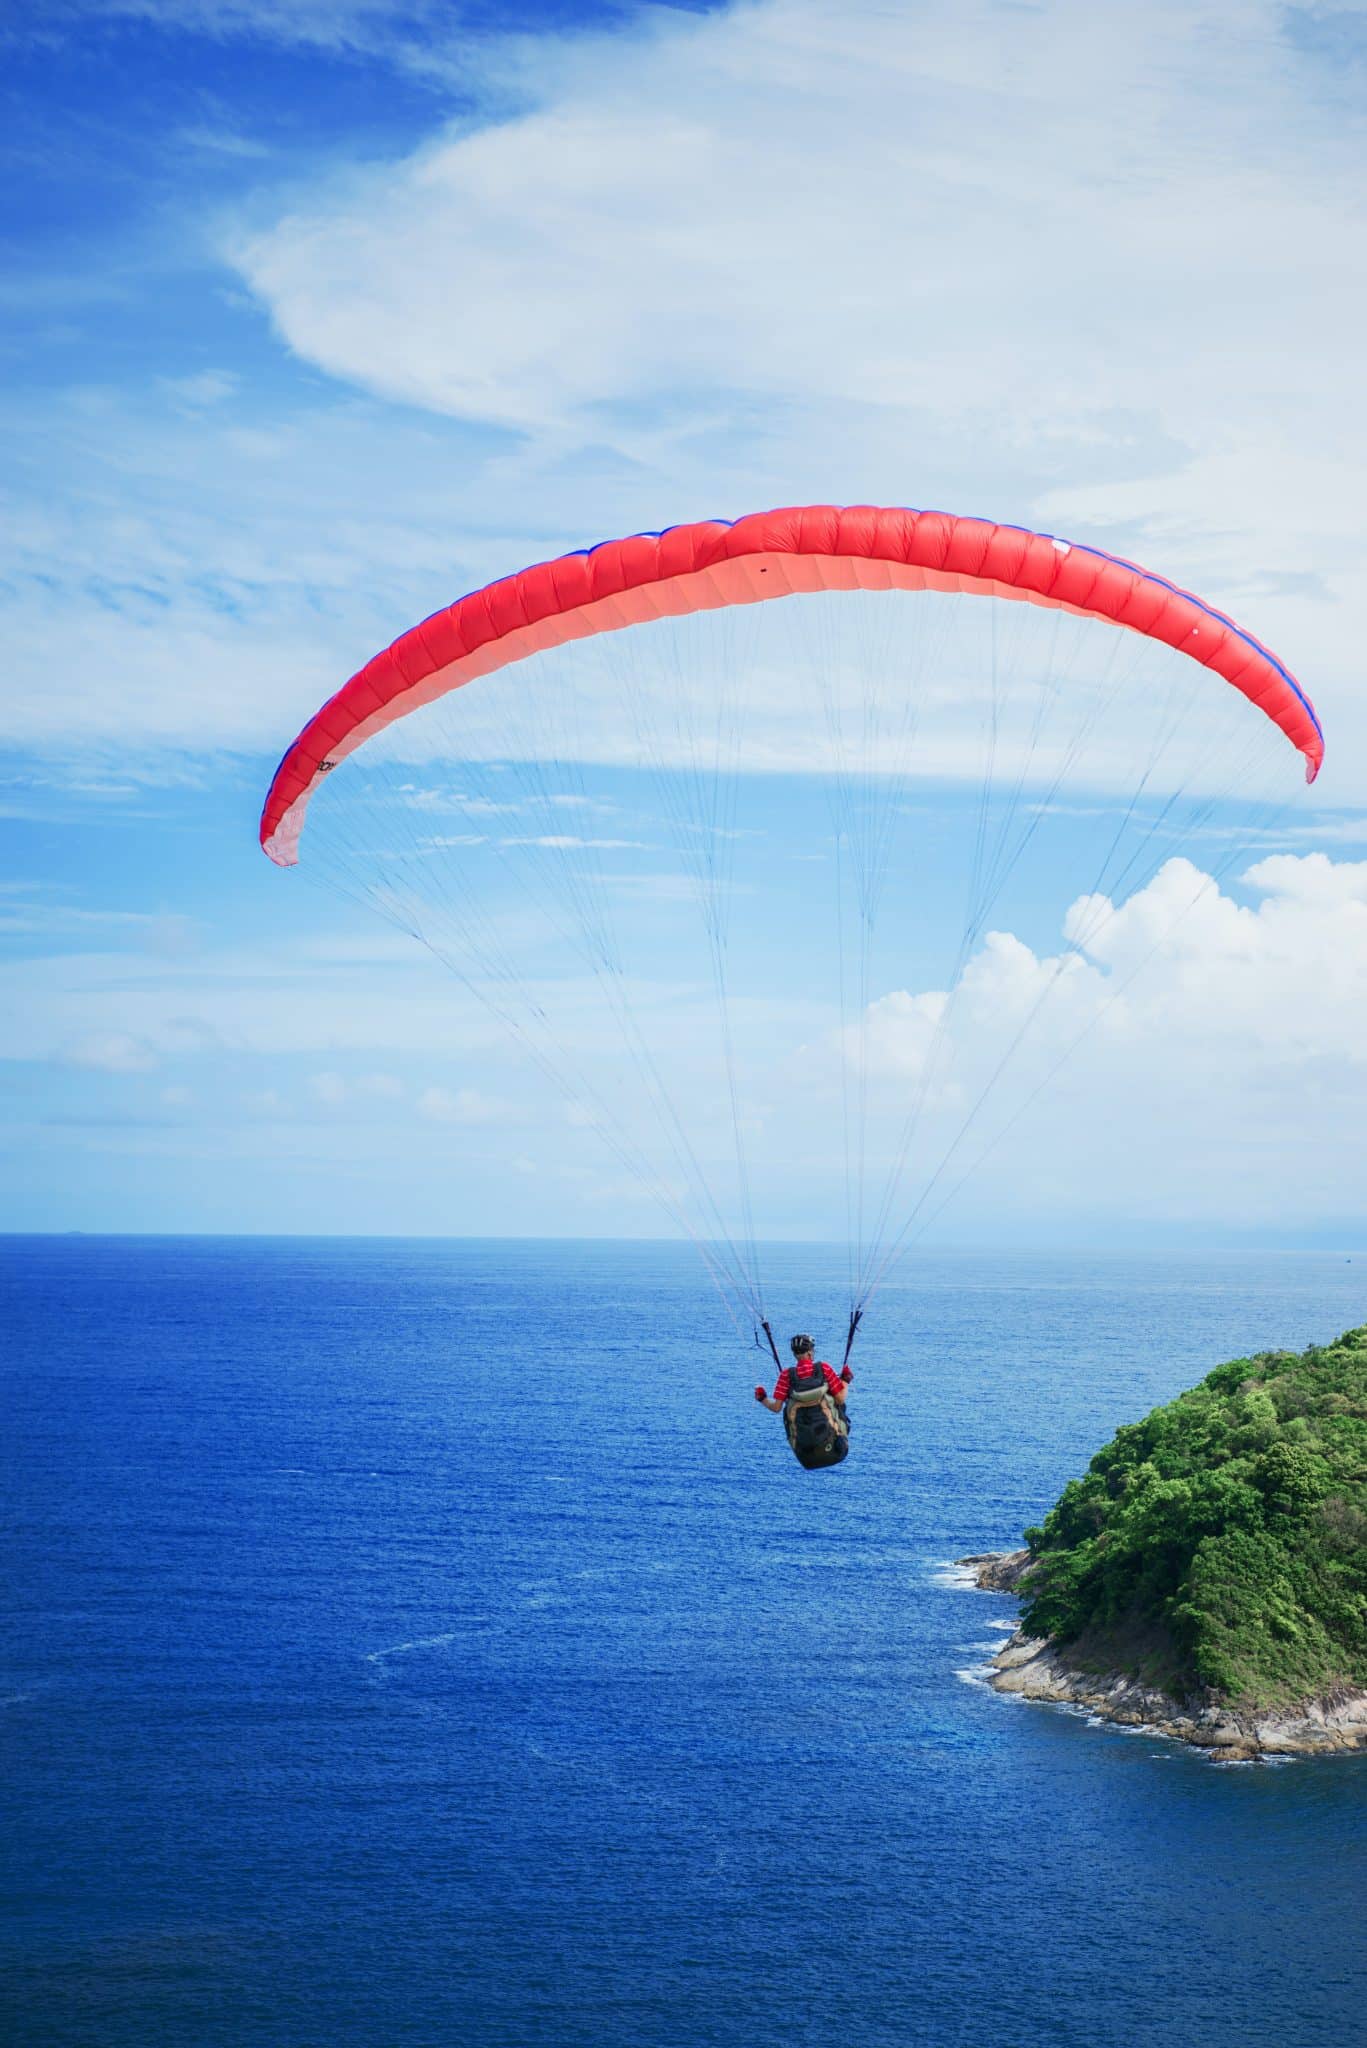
[259,501,1322,1351]
[261,504,1322,867]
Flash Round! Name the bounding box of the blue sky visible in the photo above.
[4,0,1367,1250]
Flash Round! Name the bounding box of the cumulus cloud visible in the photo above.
[14,847,1367,1231]
[831,851,1367,1232]
[851,988,946,1081]
[1244,852,1367,908]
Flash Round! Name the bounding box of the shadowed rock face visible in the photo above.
[955,1549,1034,1593]
[958,1554,1367,1763]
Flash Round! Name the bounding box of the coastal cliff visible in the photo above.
[960,1324,1367,1761]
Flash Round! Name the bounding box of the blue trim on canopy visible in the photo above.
[449,508,1324,754]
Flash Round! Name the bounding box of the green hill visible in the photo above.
[1020,1324,1367,1709]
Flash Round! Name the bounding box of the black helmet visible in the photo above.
[790,1334,815,1358]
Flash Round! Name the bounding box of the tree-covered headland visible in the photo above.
[1020,1325,1367,1709]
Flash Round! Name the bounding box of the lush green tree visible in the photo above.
[1019,1325,1367,1707]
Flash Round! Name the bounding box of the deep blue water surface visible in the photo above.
[3,1237,1366,2046]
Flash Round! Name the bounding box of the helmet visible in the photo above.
[790,1334,815,1358]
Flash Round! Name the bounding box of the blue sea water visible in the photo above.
[2,1236,1365,2048]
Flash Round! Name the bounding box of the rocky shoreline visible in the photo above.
[957,1551,1367,1762]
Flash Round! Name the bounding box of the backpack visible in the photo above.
[785,1357,830,1405]
[783,1360,849,1470]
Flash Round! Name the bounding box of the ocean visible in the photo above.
[3,1235,1365,2047]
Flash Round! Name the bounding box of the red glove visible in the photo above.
[754,1385,768,1402]
[840,1365,853,1385]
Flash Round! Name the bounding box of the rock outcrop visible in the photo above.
[956,1554,1367,1762]
[955,1548,1034,1593]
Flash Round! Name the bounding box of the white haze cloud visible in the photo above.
[13,852,1367,1231]
[230,0,1367,737]
[5,0,1367,804]
[62,1030,162,1074]
[417,1084,517,1126]
[237,1,1360,459]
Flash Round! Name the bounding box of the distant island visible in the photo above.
[961,1323,1367,1760]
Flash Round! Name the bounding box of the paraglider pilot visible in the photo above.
[756,1336,851,1425]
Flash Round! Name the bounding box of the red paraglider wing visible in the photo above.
[260,504,1323,865]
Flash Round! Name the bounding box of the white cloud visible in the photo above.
[162,369,239,409]
[223,0,1367,787]
[497,835,649,851]
[416,1083,515,1125]
[174,124,274,163]
[1243,851,1367,908]
[1,942,486,1066]
[55,0,433,52]
[850,987,946,1081]
[62,1030,159,1073]
[7,0,1367,798]
[233,3,1364,490]
[309,1069,404,1105]
[13,845,1367,1233]
[0,382,488,759]
[0,886,201,943]
[833,851,1367,1232]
